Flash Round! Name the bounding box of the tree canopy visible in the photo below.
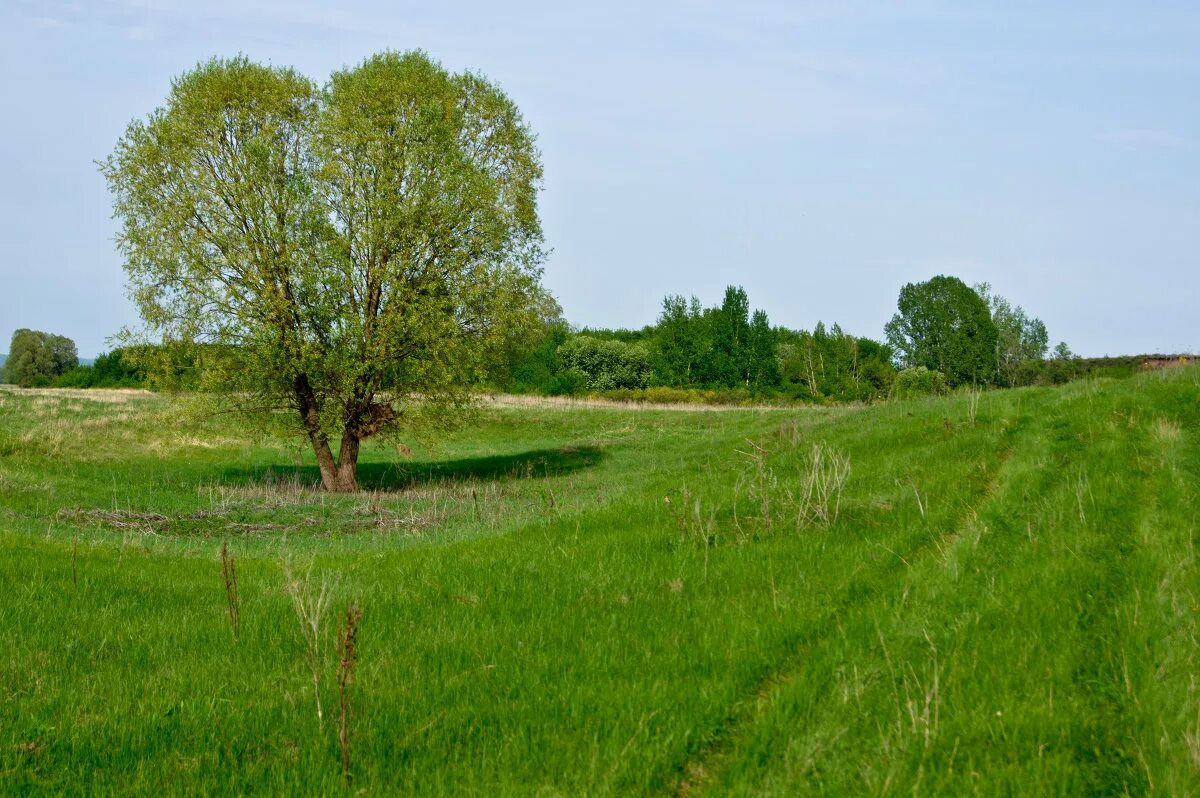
[102,52,549,491]
[3,329,78,387]
[885,275,998,386]
[974,282,1050,386]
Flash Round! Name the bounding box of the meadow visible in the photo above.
[1,368,1198,795]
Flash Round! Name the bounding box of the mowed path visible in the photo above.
[677,378,1200,795]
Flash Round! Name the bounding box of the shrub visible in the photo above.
[546,370,588,397]
[557,336,651,391]
[893,367,951,399]
[55,366,96,388]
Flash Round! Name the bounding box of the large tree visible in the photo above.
[4,329,78,387]
[103,52,548,491]
[885,275,998,386]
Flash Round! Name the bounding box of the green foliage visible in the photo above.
[650,286,780,390]
[3,329,78,387]
[892,365,951,398]
[545,369,589,397]
[574,326,653,344]
[885,275,998,386]
[778,322,895,402]
[1020,353,1179,385]
[493,319,570,393]
[102,52,549,490]
[652,295,709,387]
[92,349,149,388]
[974,282,1052,386]
[705,286,752,385]
[54,348,149,389]
[53,367,95,388]
[594,386,756,405]
[496,285,893,402]
[746,310,780,389]
[557,335,651,391]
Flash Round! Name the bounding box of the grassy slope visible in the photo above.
[0,371,1197,795]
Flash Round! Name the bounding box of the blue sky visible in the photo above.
[1,0,1197,357]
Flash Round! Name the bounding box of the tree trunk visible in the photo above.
[309,431,342,491]
[295,373,361,492]
[332,429,361,492]
[308,432,360,492]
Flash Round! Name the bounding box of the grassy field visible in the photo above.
[1,369,1198,795]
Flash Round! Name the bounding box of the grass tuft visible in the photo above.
[281,555,334,732]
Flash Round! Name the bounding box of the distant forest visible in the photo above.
[492,279,1085,402]
[1,277,1186,401]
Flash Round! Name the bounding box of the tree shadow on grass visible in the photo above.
[221,445,606,492]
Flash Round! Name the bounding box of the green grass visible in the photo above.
[1,370,1198,795]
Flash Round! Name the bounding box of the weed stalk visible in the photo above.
[338,605,363,786]
[220,540,241,639]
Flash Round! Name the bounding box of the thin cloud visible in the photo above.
[1094,129,1189,151]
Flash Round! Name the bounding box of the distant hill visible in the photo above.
[0,353,6,371]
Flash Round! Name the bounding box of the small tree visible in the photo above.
[103,53,548,491]
[974,282,1050,386]
[885,276,998,386]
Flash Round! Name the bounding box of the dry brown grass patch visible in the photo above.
[1151,417,1183,442]
[483,393,798,413]
[0,385,154,403]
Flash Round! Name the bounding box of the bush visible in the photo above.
[893,367,951,399]
[557,336,651,391]
[545,370,588,397]
[51,349,148,390]
[55,366,96,388]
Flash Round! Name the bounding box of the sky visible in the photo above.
[0,0,1197,358]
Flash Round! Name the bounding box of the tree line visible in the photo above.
[0,331,146,388]
[495,275,1080,401]
[2,275,1093,398]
